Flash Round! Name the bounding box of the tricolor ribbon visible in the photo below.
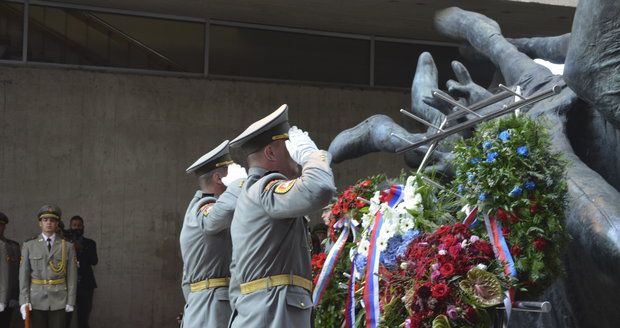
[313,217,353,306]
[363,185,404,328]
[483,212,517,319]
[345,254,358,328]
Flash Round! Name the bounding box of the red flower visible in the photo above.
[448,245,461,258]
[533,238,549,251]
[361,179,372,188]
[530,202,539,215]
[311,253,327,270]
[452,224,469,236]
[331,204,340,216]
[431,283,450,299]
[509,212,520,224]
[474,241,493,256]
[343,189,357,201]
[464,305,477,321]
[510,245,522,258]
[436,225,452,236]
[441,234,458,247]
[439,263,455,277]
[355,200,366,208]
[502,225,510,236]
[496,208,508,221]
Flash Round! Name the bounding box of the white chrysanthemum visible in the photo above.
[438,249,447,255]
[380,221,396,240]
[400,217,415,232]
[358,239,370,257]
[377,236,389,252]
[361,212,374,230]
[368,191,381,215]
[476,263,488,271]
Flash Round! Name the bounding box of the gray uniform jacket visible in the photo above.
[180,180,243,328]
[19,235,77,311]
[229,151,336,328]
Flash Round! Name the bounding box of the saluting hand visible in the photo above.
[221,163,248,186]
[285,126,319,165]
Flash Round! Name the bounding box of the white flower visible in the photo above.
[470,235,480,243]
[380,221,396,240]
[361,213,374,230]
[476,263,488,271]
[400,262,409,270]
[431,263,440,271]
[438,249,447,255]
[349,247,358,262]
[377,237,389,252]
[368,191,381,214]
[400,217,415,232]
[358,239,370,257]
[461,239,470,249]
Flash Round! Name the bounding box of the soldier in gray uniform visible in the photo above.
[180,140,247,328]
[0,212,21,327]
[19,205,77,328]
[228,104,336,328]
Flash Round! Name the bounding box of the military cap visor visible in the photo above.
[186,140,234,176]
[0,212,8,224]
[230,104,290,155]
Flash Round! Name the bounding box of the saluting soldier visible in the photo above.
[180,140,247,328]
[19,205,77,328]
[228,104,336,328]
[0,212,21,328]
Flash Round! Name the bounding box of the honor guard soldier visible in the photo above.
[228,104,336,328]
[180,140,247,328]
[19,205,77,328]
[0,212,21,327]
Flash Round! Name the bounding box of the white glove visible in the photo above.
[0,303,5,312]
[221,163,248,187]
[9,299,19,308]
[285,126,319,165]
[20,303,31,320]
[65,304,74,312]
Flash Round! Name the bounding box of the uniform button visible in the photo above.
[300,302,305,307]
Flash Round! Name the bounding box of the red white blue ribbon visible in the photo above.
[483,212,517,319]
[345,254,358,328]
[313,217,351,306]
[363,185,404,328]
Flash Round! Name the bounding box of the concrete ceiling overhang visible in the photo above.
[51,0,576,41]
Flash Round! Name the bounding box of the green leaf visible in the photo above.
[432,315,451,328]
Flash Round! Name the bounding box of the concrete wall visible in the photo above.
[0,65,410,327]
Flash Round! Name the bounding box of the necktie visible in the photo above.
[47,238,52,252]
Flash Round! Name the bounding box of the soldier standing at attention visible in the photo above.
[180,140,247,328]
[228,104,336,328]
[19,205,77,328]
[0,212,20,328]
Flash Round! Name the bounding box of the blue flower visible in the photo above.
[467,172,475,182]
[483,141,493,150]
[470,157,482,165]
[524,181,536,190]
[486,152,499,163]
[354,255,367,274]
[517,146,529,157]
[509,186,523,197]
[479,192,489,202]
[457,184,464,194]
[381,235,403,270]
[498,130,510,142]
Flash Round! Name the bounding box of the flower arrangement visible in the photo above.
[451,115,568,296]
[381,224,508,328]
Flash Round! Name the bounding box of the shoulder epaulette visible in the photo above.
[24,235,38,242]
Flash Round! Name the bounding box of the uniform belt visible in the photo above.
[190,277,230,292]
[31,278,66,285]
[240,274,312,295]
